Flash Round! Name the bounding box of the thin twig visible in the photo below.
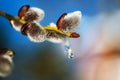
[0,10,24,24]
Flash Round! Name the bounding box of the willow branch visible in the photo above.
[0,10,24,24]
[0,10,72,37]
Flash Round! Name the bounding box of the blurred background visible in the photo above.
[0,0,120,80]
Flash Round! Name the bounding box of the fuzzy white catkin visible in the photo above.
[0,55,13,77]
[26,7,45,22]
[10,20,23,32]
[62,11,82,32]
[27,22,46,42]
[46,30,66,43]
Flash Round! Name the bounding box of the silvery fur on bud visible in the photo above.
[46,30,66,43]
[10,20,23,32]
[24,7,45,22]
[26,22,46,42]
[57,11,82,33]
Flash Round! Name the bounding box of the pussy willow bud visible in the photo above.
[70,32,80,38]
[0,48,15,78]
[10,20,23,31]
[46,30,66,43]
[21,22,46,42]
[57,11,82,32]
[18,5,44,22]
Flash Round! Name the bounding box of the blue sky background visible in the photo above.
[0,0,120,80]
